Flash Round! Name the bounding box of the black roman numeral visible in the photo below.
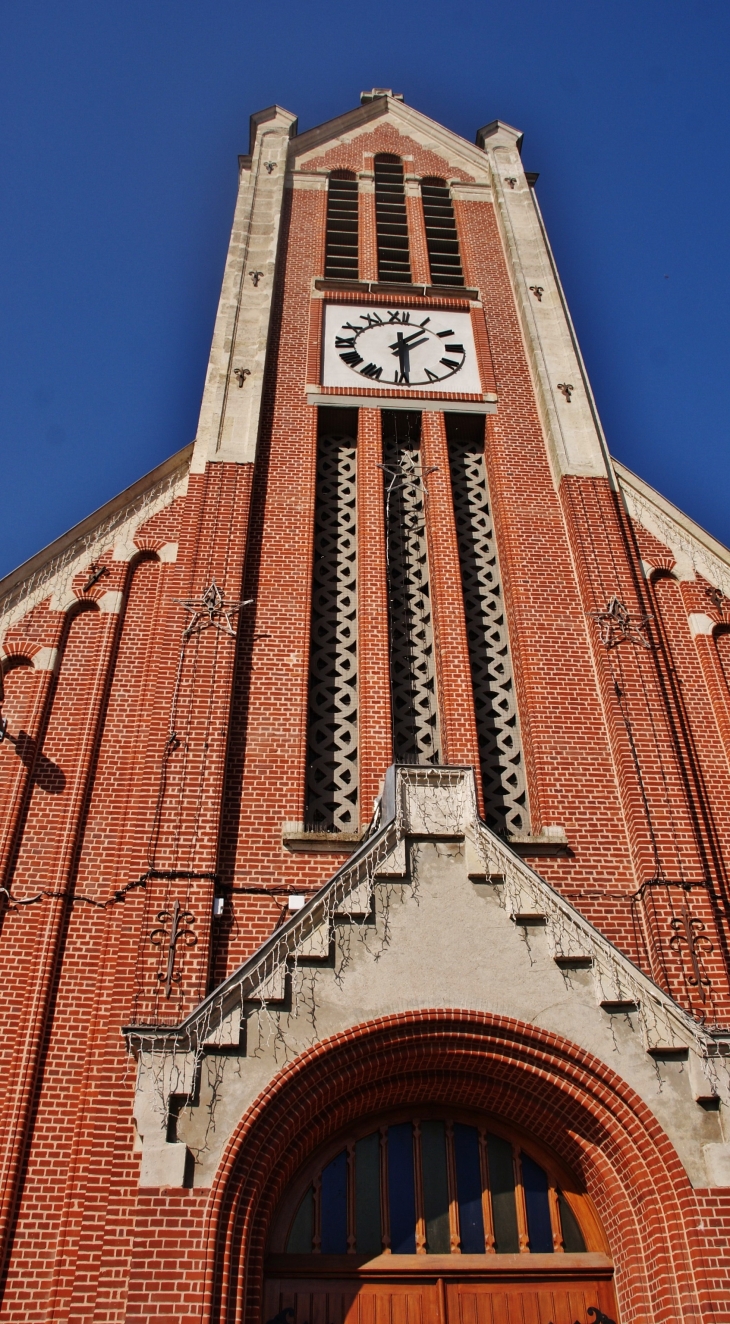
[444,343,464,354]
[436,329,455,338]
[360,363,383,379]
[335,336,357,348]
[440,357,461,371]
[387,310,410,324]
[424,368,439,382]
[340,351,364,367]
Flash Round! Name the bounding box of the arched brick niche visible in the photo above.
[201,1011,711,1324]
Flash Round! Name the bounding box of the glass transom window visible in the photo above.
[283,1116,587,1256]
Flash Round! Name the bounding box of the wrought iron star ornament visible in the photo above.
[174,581,252,639]
[591,595,653,650]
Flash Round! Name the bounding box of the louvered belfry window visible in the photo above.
[284,1117,588,1256]
[421,177,464,287]
[374,155,412,283]
[324,172,360,280]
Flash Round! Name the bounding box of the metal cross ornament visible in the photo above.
[174,581,252,639]
[149,899,197,998]
[670,902,713,1002]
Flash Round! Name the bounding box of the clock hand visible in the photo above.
[390,335,428,353]
[389,328,430,349]
[391,331,410,384]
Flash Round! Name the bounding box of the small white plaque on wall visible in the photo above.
[321,303,483,395]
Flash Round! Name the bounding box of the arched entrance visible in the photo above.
[264,1107,617,1324]
[203,1012,709,1324]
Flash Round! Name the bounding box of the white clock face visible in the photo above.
[321,304,482,393]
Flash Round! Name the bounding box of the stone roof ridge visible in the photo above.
[0,443,192,642]
[615,457,730,595]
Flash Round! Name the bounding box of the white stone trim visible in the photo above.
[450,181,493,202]
[702,1142,730,1187]
[688,613,716,638]
[306,393,496,414]
[128,766,730,1190]
[477,122,612,487]
[50,588,80,613]
[139,1142,189,1188]
[616,459,730,597]
[0,449,190,648]
[192,106,297,472]
[289,173,328,191]
[158,542,178,563]
[97,590,124,615]
[112,540,138,562]
[32,647,59,673]
[292,97,492,186]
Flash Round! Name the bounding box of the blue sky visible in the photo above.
[1,1,728,576]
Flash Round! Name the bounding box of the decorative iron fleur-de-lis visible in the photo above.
[670,902,713,1002]
[249,270,264,287]
[150,899,197,998]
[705,584,729,619]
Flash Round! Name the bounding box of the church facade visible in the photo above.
[1,89,730,1322]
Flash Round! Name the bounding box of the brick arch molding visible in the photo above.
[198,1009,713,1324]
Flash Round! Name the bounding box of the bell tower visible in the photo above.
[0,89,730,1324]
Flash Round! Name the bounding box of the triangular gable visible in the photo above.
[127,766,730,1188]
[615,457,730,595]
[290,95,494,185]
[0,444,191,642]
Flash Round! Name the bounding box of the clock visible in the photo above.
[321,304,483,394]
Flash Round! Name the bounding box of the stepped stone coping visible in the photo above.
[122,765,730,1102]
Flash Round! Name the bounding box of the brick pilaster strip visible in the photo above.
[359,161,378,283]
[420,412,482,793]
[357,408,393,823]
[0,604,124,1289]
[405,191,431,285]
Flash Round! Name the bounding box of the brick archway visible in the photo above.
[200,1011,711,1324]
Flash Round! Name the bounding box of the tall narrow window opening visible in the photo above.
[382,411,440,763]
[374,155,412,284]
[421,178,464,287]
[446,413,528,834]
[305,409,359,831]
[324,172,359,280]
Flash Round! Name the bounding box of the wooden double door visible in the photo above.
[264,1254,619,1324]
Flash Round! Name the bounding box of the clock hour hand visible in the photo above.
[390,335,429,354]
[390,331,411,383]
[389,328,429,350]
